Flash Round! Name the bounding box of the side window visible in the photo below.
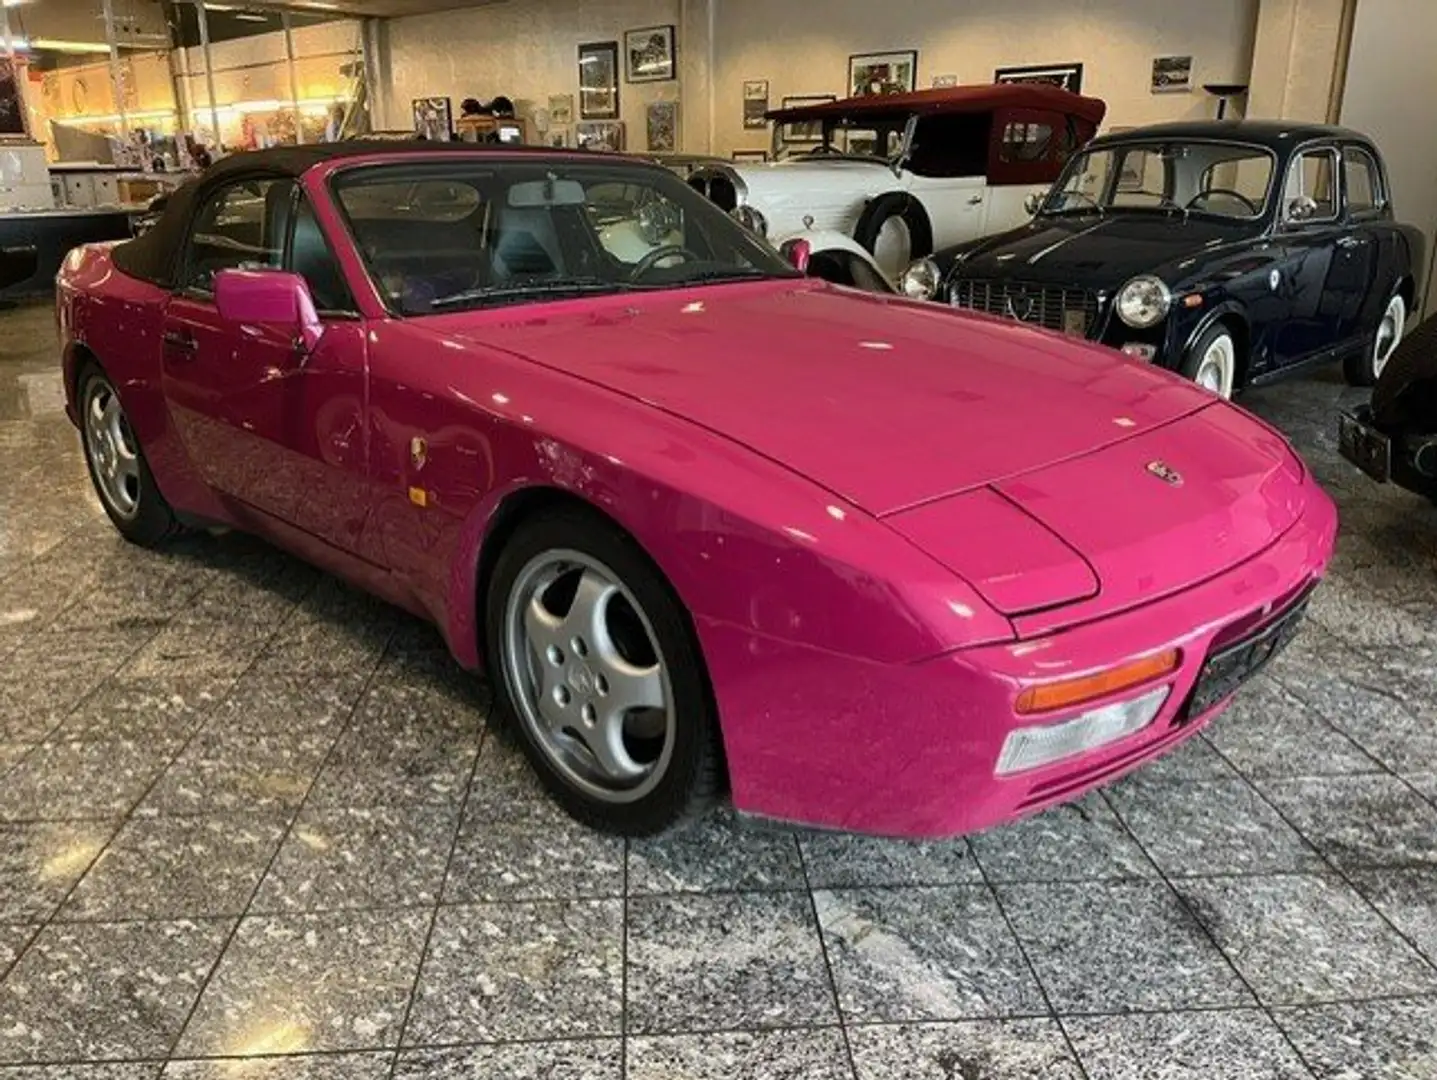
[288,196,353,313]
[1284,148,1339,222]
[182,178,287,292]
[906,113,991,178]
[1000,121,1054,164]
[1343,147,1382,214]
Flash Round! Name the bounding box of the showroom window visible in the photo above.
[1343,147,1383,213]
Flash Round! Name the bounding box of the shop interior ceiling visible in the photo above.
[241,0,512,16]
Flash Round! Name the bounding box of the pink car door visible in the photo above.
[160,176,373,553]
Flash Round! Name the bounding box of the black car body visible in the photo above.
[1339,313,1437,502]
[903,120,1424,397]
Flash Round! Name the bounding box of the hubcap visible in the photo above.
[82,378,141,519]
[501,550,675,803]
[1374,295,1405,379]
[1196,335,1235,399]
[872,216,913,282]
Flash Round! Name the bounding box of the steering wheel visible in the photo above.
[1187,188,1260,214]
[629,244,700,279]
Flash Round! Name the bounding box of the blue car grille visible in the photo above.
[949,279,1101,339]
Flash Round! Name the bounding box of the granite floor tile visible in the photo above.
[209,671,369,738]
[1065,1009,1314,1079]
[1349,868,1437,963]
[1274,997,1437,1080]
[251,803,459,913]
[251,581,399,677]
[970,795,1154,883]
[1110,735,1237,787]
[1258,774,1437,869]
[48,557,206,631]
[1206,677,1378,777]
[848,1019,1081,1080]
[176,909,429,1056]
[143,728,337,815]
[4,628,156,682]
[1409,773,1437,804]
[627,890,835,1034]
[0,918,230,1063]
[997,880,1251,1013]
[161,1053,392,1078]
[51,677,233,743]
[0,1066,163,1079]
[0,675,97,743]
[393,1040,622,1080]
[1280,668,1437,774]
[461,737,555,821]
[0,820,115,922]
[628,810,804,894]
[0,924,34,973]
[800,832,981,890]
[443,809,623,903]
[816,886,1045,1024]
[628,1028,853,1079]
[124,619,280,679]
[404,899,623,1045]
[1177,873,1437,1004]
[0,740,182,822]
[1107,778,1322,877]
[59,813,286,921]
[0,745,29,776]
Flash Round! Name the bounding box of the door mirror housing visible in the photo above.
[778,237,811,273]
[214,268,323,352]
[1285,195,1319,224]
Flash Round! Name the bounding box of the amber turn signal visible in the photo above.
[1015,649,1181,715]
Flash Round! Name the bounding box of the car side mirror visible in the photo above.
[214,268,323,353]
[778,237,811,273]
[1024,192,1044,216]
[1285,195,1318,223]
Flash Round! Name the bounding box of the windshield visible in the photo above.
[333,159,798,315]
[1043,141,1277,220]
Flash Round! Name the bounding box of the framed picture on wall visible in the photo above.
[548,93,574,126]
[1151,55,1193,93]
[849,50,918,97]
[411,96,452,141]
[742,80,769,129]
[994,62,1084,94]
[646,100,678,152]
[732,149,769,163]
[0,59,29,137]
[625,24,676,83]
[548,127,569,148]
[779,93,837,144]
[576,120,625,152]
[578,41,620,119]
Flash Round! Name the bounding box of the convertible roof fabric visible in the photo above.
[765,83,1107,126]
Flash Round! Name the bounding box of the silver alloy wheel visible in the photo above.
[82,376,141,520]
[501,549,676,804]
[1373,293,1406,379]
[1195,332,1236,399]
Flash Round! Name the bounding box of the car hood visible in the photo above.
[945,213,1264,288]
[424,280,1213,516]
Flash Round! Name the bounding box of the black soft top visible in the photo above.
[111,141,659,287]
[1086,119,1376,153]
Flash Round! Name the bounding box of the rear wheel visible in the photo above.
[1180,324,1238,400]
[77,365,184,546]
[485,506,723,835]
[1346,292,1407,387]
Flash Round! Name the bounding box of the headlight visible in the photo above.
[900,257,941,301]
[1116,275,1172,329]
[730,205,767,237]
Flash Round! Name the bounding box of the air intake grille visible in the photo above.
[950,279,1100,338]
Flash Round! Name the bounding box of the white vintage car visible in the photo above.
[688,83,1106,281]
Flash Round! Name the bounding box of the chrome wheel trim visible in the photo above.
[1373,294,1406,379]
[872,215,913,281]
[501,548,676,804]
[82,376,141,520]
[1195,333,1236,399]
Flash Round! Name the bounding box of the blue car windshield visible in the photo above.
[1044,141,1277,220]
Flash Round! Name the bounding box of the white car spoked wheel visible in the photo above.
[872,216,913,282]
[1181,325,1237,400]
[1346,293,1406,387]
[486,505,723,835]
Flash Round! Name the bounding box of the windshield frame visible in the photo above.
[325,155,800,318]
[1040,138,1281,223]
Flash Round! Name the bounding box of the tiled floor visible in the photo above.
[2,297,1436,1078]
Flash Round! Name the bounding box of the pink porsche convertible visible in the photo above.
[56,144,1336,837]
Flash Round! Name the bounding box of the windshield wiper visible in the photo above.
[661,267,778,285]
[428,278,629,311]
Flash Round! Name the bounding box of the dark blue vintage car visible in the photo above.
[899,120,1424,399]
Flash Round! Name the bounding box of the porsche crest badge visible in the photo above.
[1146,460,1183,486]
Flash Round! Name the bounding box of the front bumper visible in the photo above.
[700,484,1337,838]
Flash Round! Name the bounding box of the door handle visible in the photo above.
[967,195,984,205]
[1335,235,1364,250]
[163,330,197,354]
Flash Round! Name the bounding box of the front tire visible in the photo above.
[484,505,723,835]
[1180,324,1238,400]
[77,364,184,546]
[1345,292,1407,387]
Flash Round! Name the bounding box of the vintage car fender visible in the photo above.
[770,227,895,288]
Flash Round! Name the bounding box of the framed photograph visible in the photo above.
[411,96,452,141]
[625,24,675,83]
[576,120,625,152]
[646,100,678,152]
[578,41,620,119]
[732,149,769,163]
[1151,55,1193,93]
[779,93,837,144]
[548,127,569,148]
[548,93,574,126]
[931,74,959,89]
[849,50,918,97]
[995,62,1084,94]
[742,79,769,130]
